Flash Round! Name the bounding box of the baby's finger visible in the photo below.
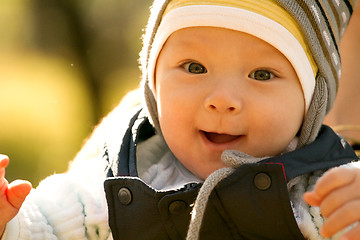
[341,223,360,240]
[321,199,360,238]
[313,168,356,199]
[0,178,9,196]
[303,191,322,206]
[0,155,9,170]
[0,155,9,179]
[7,180,32,209]
[0,155,9,163]
[319,183,360,218]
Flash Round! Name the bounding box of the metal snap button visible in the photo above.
[118,187,132,205]
[169,201,187,215]
[254,173,271,191]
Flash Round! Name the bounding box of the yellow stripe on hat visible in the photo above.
[164,0,318,76]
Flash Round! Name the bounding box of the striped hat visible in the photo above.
[140,0,357,147]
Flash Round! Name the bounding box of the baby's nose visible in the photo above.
[206,103,238,113]
[204,90,242,114]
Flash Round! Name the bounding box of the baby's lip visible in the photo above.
[202,131,242,144]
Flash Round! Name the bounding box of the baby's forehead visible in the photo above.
[164,27,285,57]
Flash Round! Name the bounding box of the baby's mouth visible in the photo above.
[203,131,241,144]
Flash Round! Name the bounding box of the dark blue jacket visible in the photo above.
[104,110,358,240]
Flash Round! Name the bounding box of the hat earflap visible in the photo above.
[143,79,162,135]
[297,76,328,147]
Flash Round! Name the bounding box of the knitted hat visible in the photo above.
[140,0,358,147]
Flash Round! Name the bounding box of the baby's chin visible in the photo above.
[190,161,228,180]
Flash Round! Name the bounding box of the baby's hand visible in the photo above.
[0,155,32,237]
[304,167,360,240]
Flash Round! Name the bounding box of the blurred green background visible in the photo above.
[0,0,151,186]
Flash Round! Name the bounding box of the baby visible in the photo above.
[1,0,360,239]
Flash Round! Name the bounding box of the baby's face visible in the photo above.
[155,27,304,179]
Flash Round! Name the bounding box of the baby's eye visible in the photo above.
[183,62,207,74]
[249,69,275,81]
